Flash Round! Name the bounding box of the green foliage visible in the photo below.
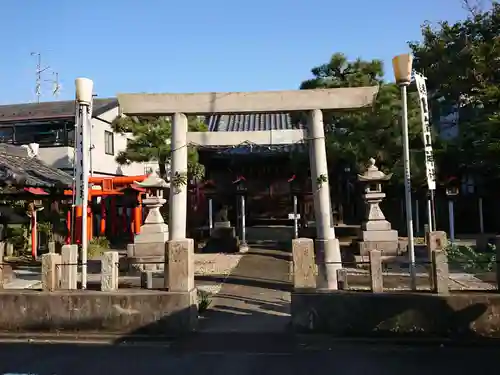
[171,171,188,189]
[409,3,500,178]
[88,236,111,259]
[6,225,29,253]
[111,115,207,181]
[316,174,328,186]
[445,244,496,273]
[37,221,54,241]
[197,290,212,314]
[299,53,426,187]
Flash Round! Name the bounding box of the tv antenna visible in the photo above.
[30,52,51,103]
[47,71,61,98]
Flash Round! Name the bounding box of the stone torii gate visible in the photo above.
[118,87,378,289]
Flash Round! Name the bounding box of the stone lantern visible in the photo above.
[126,172,169,272]
[356,158,399,256]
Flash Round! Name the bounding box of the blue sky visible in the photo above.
[0,0,468,104]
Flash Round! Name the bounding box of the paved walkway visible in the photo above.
[198,246,292,333]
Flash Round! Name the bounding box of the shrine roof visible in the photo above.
[0,144,73,188]
[204,113,306,154]
[205,112,303,132]
[0,98,117,123]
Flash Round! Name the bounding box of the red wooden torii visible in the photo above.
[63,175,148,244]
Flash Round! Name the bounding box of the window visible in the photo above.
[104,131,114,155]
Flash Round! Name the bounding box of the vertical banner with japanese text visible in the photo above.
[74,104,85,206]
[414,72,436,191]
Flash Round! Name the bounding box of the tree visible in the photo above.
[409,2,500,179]
[299,53,425,187]
[111,115,208,181]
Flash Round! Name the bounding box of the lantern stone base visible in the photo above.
[134,223,169,244]
[127,243,166,273]
[357,228,400,256]
[204,224,240,253]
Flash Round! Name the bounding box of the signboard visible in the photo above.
[414,72,437,191]
[73,104,90,206]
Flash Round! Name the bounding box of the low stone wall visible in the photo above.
[292,290,500,338]
[0,289,197,335]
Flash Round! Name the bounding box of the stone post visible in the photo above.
[169,112,188,241]
[426,231,448,257]
[496,242,500,291]
[41,253,61,291]
[369,249,383,293]
[0,242,4,288]
[494,235,500,256]
[6,243,13,257]
[61,244,78,290]
[291,238,316,289]
[307,109,341,289]
[337,268,348,290]
[48,241,56,254]
[101,251,119,291]
[165,239,194,292]
[431,250,449,294]
[426,231,447,288]
[141,271,154,289]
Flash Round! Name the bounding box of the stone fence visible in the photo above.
[290,233,500,338]
[0,240,198,336]
[38,239,194,293]
[40,245,121,292]
[291,231,490,294]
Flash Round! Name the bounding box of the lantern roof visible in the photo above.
[135,171,169,188]
[357,158,392,182]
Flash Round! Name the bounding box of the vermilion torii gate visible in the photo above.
[118,87,378,289]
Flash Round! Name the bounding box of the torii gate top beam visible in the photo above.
[117,86,379,115]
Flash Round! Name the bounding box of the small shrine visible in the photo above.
[356,158,399,256]
[126,172,169,272]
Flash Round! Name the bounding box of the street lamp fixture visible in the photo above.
[392,53,417,290]
[392,54,413,86]
[75,78,94,104]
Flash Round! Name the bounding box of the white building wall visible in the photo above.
[35,106,159,177]
[37,146,74,171]
[90,106,147,176]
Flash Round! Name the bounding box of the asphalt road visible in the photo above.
[0,338,498,375]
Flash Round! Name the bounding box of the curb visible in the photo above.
[295,334,500,348]
[0,332,499,348]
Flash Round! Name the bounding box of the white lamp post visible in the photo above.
[392,54,417,290]
[75,77,93,290]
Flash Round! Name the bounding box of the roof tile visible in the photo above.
[204,112,306,154]
[0,98,117,123]
[0,144,73,187]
